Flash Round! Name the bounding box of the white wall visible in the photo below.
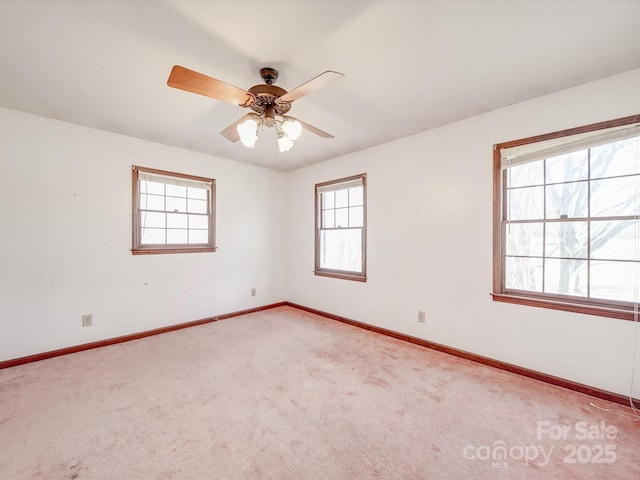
[286,68,640,398]
[0,107,287,361]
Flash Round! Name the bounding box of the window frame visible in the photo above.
[132,165,216,255]
[314,173,367,282]
[492,114,640,321]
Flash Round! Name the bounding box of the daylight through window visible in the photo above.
[132,166,215,255]
[315,174,367,281]
[493,115,640,320]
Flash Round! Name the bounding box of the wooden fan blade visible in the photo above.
[288,116,334,138]
[277,71,344,104]
[167,65,255,107]
[220,114,255,142]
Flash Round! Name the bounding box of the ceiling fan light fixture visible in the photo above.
[237,117,259,148]
[282,118,302,140]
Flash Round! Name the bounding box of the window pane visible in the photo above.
[187,199,208,214]
[544,258,587,296]
[545,150,588,183]
[166,196,187,213]
[591,260,639,302]
[508,162,544,188]
[141,180,164,195]
[189,229,209,244]
[349,206,364,227]
[141,227,165,244]
[591,176,640,217]
[141,211,165,228]
[591,220,639,261]
[165,184,186,197]
[507,186,544,220]
[505,256,542,292]
[140,193,164,211]
[545,181,588,219]
[335,189,349,208]
[188,187,208,200]
[188,214,208,229]
[167,229,188,244]
[322,209,335,228]
[322,191,335,209]
[349,186,364,206]
[335,207,349,228]
[167,213,187,229]
[320,229,362,272]
[591,137,640,179]
[505,222,543,257]
[545,221,588,259]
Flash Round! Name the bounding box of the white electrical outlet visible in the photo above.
[251,288,256,297]
[417,311,426,323]
[82,314,93,327]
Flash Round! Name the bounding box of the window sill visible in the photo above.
[314,270,367,282]
[132,247,215,255]
[491,293,637,322]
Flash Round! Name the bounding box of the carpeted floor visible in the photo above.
[1,306,639,479]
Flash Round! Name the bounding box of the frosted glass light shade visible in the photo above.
[277,133,294,152]
[237,118,259,148]
[282,119,302,140]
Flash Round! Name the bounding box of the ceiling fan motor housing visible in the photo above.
[248,83,291,116]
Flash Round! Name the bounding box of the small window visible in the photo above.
[315,174,367,281]
[493,115,640,320]
[132,166,215,255]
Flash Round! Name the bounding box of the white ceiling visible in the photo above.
[1,1,639,172]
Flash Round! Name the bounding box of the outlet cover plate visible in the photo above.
[82,314,93,327]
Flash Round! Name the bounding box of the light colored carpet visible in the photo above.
[1,306,639,479]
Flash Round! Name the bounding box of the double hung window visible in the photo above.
[493,115,640,320]
[132,166,215,255]
[315,174,367,281]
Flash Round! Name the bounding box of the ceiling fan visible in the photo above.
[167,66,344,152]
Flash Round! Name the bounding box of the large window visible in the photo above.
[493,115,640,320]
[132,166,215,255]
[315,174,367,281]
